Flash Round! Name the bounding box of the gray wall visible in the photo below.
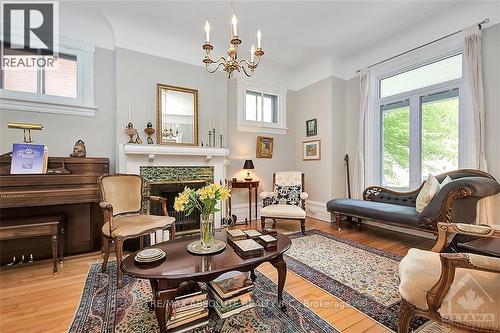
[0,47,117,170]
[482,23,500,221]
[114,48,227,153]
[227,79,297,205]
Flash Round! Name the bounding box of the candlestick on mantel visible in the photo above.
[128,105,131,121]
[148,104,151,122]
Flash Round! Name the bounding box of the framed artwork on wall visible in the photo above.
[256,136,273,158]
[303,140,321,160]
[306,118,317,137]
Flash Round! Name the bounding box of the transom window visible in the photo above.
[245,90,278,124]
[377,53,463,189]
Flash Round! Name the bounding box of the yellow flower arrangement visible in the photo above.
[174,183,231,216]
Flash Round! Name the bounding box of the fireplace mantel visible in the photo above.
[121,144,229,162]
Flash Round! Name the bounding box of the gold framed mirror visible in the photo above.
[156,84,199,146]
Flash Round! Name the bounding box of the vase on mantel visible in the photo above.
[200,213,215,250]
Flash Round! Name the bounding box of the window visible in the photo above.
[376,53,463,189]
[1,53,78,98]
[245,90,278,123]
[0,39,96,117]
[237,80,287,134]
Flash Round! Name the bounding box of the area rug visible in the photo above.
[285,229,426,332]
[68,261,338,333]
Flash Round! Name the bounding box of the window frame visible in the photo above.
[371,48,465,190]
[0,37,96,117]
[237,79,287,134]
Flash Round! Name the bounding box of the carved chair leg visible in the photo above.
[300,219,306,235]
[335,214,342,231]
[101,236,110,273]
[260,216,266,230]
[398,299,415,333]
[115,238,124,288]
[170,223,176,241]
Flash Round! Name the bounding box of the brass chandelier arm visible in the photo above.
[239,58,260,78]
[205,56,227,73]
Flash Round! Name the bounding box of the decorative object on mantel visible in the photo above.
[134,129,143,144]
[69,140,86,157]
[256,136,273,158]
[202,14,264,78]
[243,159,255,181]
[303,140,321,160]
[125,122,136,143]
[144,122,155,144]
[7,122,43,143]
[174,183,231,254]
[306,118,317,137]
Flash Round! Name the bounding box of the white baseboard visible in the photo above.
[305,200,331,222]
[231,202,262,223]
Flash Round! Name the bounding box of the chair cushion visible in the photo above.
[272,184,302,206]
[102,214,175,238]
[399,249,500,330]
[261,204,306,219]
[327,199,420,227]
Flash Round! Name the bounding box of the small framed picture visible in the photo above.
[256,136,273,158]
[306,118,317,137]
[303,140,321,160]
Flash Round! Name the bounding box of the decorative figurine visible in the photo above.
[69,139,86,157]
[144,122,155,144]
[135,129,143,144]
[125,122,136,143]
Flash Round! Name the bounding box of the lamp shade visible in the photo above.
[243,159,255,170]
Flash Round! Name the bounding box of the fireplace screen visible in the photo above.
[147,180,207,236]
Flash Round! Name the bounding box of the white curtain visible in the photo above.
[463,25,492,225]
[352,71,370,199]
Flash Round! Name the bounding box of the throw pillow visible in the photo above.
[439,175,453,191]
[272,184,301,206]
[416,174,440,213]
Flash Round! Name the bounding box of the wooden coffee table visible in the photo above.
[122,231,291,333]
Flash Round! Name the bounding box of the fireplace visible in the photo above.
[148,180,207,236]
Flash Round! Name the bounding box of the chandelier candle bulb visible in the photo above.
[231,14,238,36]
[205,21,210,42]
[257,30,262,48]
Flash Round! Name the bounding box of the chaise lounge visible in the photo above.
[327,169,500,232]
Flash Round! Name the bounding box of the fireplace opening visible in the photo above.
[148,180,207,236]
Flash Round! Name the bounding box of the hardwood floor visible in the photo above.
[0,218,435,333]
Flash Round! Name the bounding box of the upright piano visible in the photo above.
[0,155,109,265]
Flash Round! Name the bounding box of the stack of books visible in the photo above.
[167,281,209,333]
[208,271,255,319]
[231,238,264,259]
[227,229,246,242]
[256,234,277,250]
[243,229,262,240]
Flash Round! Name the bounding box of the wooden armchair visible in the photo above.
[398,222,500,332]
[98,174,175,288]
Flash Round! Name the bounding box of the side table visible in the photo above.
[228,180,259,224]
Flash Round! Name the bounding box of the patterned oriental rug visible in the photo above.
[285,229,426,332]
[69,261,338,333]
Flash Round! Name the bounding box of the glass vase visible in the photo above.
[200,213,215,250]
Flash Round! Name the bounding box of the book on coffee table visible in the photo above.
[226,229,246,242]
[232,239,264,259]
[256,234,277,249]
[243,229,262,239]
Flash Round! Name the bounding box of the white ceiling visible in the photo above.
[61,0,500,87]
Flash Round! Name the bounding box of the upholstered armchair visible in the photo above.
[98,174,176,288]
[260,171,308,235]
[398,222,500,332]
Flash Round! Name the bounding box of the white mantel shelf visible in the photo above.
[122,144,230,161]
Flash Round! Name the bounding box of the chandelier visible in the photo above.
[202,15,264,78]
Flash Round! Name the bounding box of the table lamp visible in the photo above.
[243,160,255,181]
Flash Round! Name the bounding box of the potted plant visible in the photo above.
[174,183,231,250]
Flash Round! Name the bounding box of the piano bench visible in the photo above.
[0,215,64,274]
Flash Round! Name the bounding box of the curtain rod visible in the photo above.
[355,18,489,73]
